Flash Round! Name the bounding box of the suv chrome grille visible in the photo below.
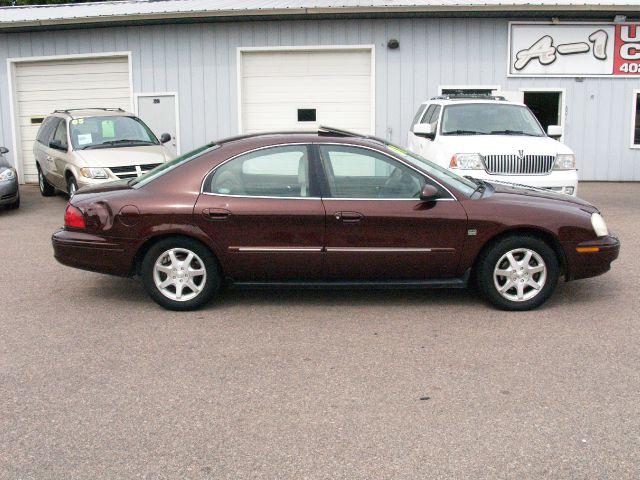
[108,163,161,179]
[483,155,555,175]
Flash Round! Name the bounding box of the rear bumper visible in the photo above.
[563,235,620,281]
[52,229,135,277]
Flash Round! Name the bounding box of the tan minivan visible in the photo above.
[34,108,174,197]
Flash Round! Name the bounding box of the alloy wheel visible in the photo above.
[153,248,207,301]
[493,248,547,302]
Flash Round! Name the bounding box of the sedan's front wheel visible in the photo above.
[477,235,559,311]
[141,237,220,311]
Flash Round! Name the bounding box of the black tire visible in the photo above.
[141,237,220,311]
[476,235,559,311]
[37,166,55,197]
[67,175,78,198]
[7,196,20,209]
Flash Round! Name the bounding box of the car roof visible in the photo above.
[213,127,388,150]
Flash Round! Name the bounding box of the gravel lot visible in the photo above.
[1,183,638,479]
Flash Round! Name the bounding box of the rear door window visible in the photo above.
[206,145,312,197]
[36,117,61,146]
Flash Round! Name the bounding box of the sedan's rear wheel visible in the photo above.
[141,237,220,311]
[38,166,55,197]
[477,235,559,311]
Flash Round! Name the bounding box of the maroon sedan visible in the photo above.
[52,127,619,311]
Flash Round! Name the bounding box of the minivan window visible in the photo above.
[36,117,61,145]
[51,120,68,150]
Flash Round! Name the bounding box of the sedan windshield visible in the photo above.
[70,116,160,150]
[441,104,545,137]
[385,143,477,197]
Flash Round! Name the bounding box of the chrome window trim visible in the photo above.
[199,141,461,201]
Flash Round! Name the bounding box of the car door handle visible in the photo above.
[46,156,53,162]
[202,208,231,220]
[334,211,363,223]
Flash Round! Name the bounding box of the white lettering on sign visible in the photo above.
[514,30,609,71]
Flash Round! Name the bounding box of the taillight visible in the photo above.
[64,204,86,229]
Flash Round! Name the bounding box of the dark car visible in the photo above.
[0,146,20,210]
[52,127,619,311]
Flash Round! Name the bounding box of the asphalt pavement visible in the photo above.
[1,183,639,479]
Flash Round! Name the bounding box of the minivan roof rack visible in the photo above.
[53,107,126,114]
[431,94,506,101]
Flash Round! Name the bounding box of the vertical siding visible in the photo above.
[0,17,639,181]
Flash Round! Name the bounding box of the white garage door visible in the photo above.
[240,49,373,135]
[13,55,131,183]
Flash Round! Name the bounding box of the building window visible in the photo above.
[633,91,640,148]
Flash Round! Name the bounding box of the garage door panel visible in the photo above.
[14,55,131,183]
[17,73,130,92]
[243,77,371,104]
[16,60,129,77]
[244,104,371,126]
[17,88,131,103]
[243,51,371,77]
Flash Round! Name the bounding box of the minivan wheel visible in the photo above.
[38,167,55,197]
[141,237,220,311]
[476,235,559,311]
[67,175,78,197]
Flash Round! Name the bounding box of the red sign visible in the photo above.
[614,24,640,75]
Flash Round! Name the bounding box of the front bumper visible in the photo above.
[0,179,19,206]
[458,169,579,196]
[52,228,136,277]
[563,234,620,281]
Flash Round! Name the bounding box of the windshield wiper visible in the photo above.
[443,130,487,135]
[464,176,488,194]
[490,130,540,136]
[80,139,156,150]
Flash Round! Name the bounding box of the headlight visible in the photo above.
[80,167,108,179]
[554,153,575,170]
[591,212,609,237]
[0,168,16,182]
[450,153,483,169]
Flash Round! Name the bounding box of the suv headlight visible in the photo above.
[554,153,575,170]
[80,167,109,179]
[0,167,16,182]
[591,212,609,237]
[450,153,483,169]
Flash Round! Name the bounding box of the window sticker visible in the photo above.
[77,133,93,146]
[102,120,115,138]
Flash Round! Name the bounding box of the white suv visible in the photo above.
[406,96,578,196]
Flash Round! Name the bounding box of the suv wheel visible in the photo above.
[67,175,78,197]
[476,235,559,311]
[141,237,220,311]
[38,166,55,197]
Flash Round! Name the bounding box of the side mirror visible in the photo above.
[0,146,8,155]
[49,139,66,151]
[413,123,435,140]
[160,133,171,144]
[419,184,439,201]
[547,125,562,139]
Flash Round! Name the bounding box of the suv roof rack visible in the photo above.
[431,94,506,101]
[53,107,126,114]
